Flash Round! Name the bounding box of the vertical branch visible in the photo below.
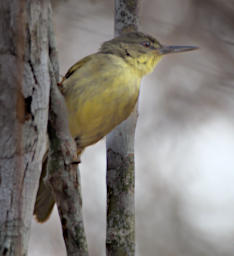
[45,7,89,254]
[106,0,139,255]
[45,67,89,255]
[114,0,139,35]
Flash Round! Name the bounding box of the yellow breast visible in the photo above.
[62,53,141,150]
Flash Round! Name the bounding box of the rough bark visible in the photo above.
[0,0,53,255]
[45,62,88,255]
[106,0,139,255]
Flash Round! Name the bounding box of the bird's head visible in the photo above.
[100,32,198,77]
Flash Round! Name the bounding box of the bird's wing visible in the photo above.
[64,55,93,79]
[58,54,94,86]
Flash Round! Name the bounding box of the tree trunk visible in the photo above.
[0,1,55,254]
[106,0,139,255]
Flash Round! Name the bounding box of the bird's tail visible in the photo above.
[33,152,55,222]
[34,149,82,222]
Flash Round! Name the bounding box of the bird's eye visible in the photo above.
[142,41,151,48]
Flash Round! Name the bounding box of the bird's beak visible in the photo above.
[159,45,198,55]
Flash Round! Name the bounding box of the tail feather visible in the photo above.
[34,154,55,222]
[34,149,82,222]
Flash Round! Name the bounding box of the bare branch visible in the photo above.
[106,0,139,255]
[45,21,88,255]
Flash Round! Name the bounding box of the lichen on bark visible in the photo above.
[106,1,139,254]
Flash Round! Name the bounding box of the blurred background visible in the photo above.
[29,0,234,255]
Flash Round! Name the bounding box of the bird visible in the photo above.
[34,31,197,222]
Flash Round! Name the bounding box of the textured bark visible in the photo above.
[106,0,139,255]
[0,0,53,255]
[45,68,88,255]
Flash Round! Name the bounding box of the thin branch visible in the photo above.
[106,0,139,255]
[44,15,89,255]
